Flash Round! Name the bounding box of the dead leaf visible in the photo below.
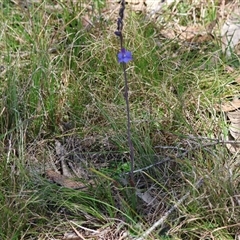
[222,21,240,56]
[217,98,240,112]
[160,23,212,44]
[236,233,240,240]
[225,65,235,73]
[221,2,240,56]
[226,109,240,153]
[146,0,176,16]
[136,189,159,206]
[235,76,240,84]
[226,136,240,154]
[227,111,240,140]
[127,0,145,12]
[46,170,90,189]
[215,98,240,153]
[55,140,72,178]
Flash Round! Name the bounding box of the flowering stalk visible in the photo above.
[115,0,135,187]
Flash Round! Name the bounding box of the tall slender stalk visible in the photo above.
[115,0,135,187]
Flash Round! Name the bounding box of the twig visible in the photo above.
[136,178,204,240]
[185,135,240,144]
[69,221,86,240]
[70,221,99,234]
[124,157,173,175]
[127,136,240,175]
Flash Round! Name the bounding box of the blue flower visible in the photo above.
[117,48,132,63]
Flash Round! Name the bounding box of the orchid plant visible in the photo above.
[115,0,135,187]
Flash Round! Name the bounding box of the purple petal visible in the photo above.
[117,48,132,63]
[114,31,121,37]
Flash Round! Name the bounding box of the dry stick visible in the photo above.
[136,178,204,240]
[123,142,198,176]
[128,137,240,175]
